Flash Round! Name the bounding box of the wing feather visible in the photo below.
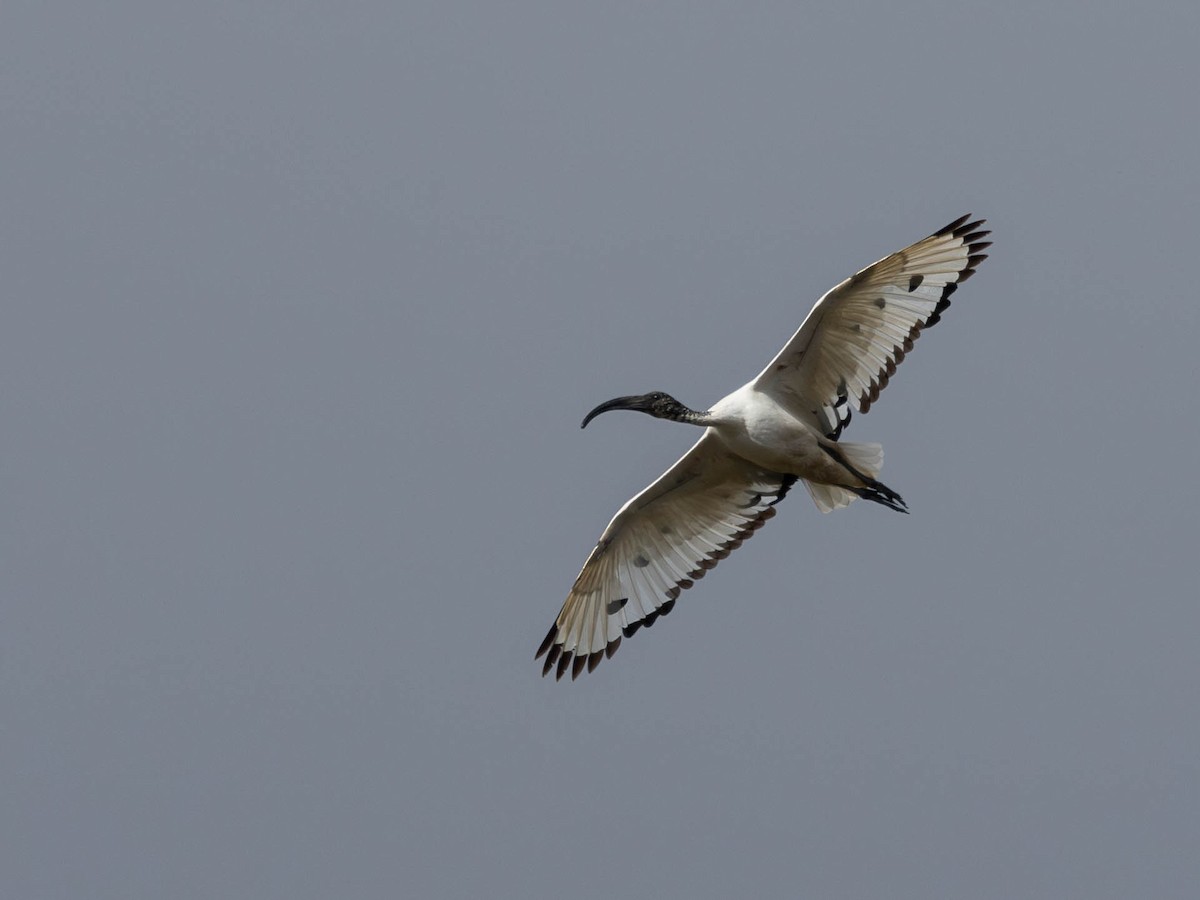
[536,432,797,679]
[754,215,990,435]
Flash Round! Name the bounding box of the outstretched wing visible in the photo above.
[754,215,990,439]
[536,432,797,680]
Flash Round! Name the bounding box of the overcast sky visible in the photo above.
[4,2,1200,898]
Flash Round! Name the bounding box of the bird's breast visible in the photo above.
[709,390,824,474]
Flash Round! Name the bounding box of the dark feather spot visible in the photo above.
[606,597,628,615]
[623,620,643,639]
[605,636,621,659]
[908,274,924,292]
[874,297,887,309]
[633,554,650,568]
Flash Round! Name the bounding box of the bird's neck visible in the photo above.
[663,404,712,426]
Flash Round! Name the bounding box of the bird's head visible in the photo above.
[581,391,698,428]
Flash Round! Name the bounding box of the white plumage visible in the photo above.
[537,215,990,679]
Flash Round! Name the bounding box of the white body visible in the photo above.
[707,384,850,484]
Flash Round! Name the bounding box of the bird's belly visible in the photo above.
[715,415,828,476]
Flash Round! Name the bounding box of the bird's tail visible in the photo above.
[804,441,906,514]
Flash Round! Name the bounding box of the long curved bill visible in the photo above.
[581,395,645,429]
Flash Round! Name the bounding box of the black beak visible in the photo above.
[581,395,646,429]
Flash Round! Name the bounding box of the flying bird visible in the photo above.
[537,214,990,680]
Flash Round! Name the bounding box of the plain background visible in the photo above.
[4,2,1199,898]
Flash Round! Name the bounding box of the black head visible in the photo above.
[580,391,696,429]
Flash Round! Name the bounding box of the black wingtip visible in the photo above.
[541,642,562,677]
[934,214,989,242]
[935,213,972,236]
[535,623,558,660]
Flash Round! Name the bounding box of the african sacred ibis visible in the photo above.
[537,214,990,680]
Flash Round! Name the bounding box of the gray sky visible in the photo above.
[4,2,1200,898]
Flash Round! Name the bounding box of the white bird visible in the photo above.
[537,215,990,680]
